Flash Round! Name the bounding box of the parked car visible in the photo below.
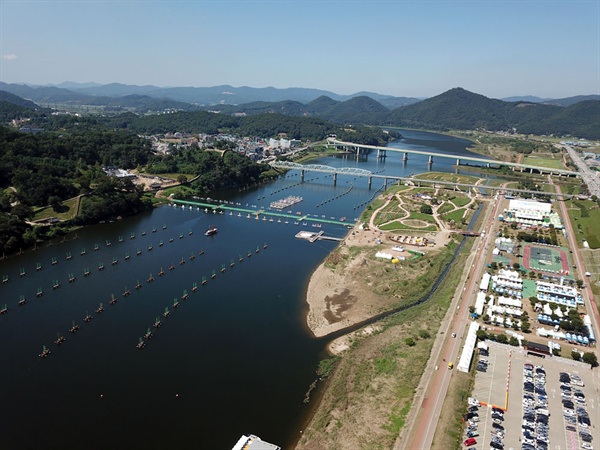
[463,437,477,447]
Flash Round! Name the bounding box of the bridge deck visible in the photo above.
[327,138,579,177]
[171,199,354,227]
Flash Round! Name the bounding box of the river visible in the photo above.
[0,130,482,449]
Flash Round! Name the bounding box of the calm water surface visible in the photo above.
[0,130,483,449]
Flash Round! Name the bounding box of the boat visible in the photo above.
[153,317,162,328]
[96,303,105,314]
[69,321,79,333]
[54,333,65,345]
[39,345,51,358]
[137,337,145,350]
[204,226,218,236]
[84,312,93,323]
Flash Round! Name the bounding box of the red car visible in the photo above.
[464,437,477,447]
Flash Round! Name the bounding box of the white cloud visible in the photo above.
[3,54,18,61]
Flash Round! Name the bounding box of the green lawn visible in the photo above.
[437,202,454,214]
[522,156,564,170]
[445,208,467,223]
[450,195,470,207]
[379,222,437,232]
[33,196,81,221]
[566,199,600,249]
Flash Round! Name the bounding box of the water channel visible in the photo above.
[0,129,484,449]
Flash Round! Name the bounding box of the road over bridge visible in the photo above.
[327,138,580,177]
[270,161,577,199]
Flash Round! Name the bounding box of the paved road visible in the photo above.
[559,143,600,198]
[400,193,505,450]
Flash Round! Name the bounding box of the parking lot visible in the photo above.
[463,341,599,449]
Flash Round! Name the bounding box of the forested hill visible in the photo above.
[385,88,600,139]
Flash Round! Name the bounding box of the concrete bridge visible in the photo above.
[269,161,577,199]
[326,138,579,177]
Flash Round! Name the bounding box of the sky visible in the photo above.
[1,0,599,99]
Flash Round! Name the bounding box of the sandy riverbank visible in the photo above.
[305,221,454,342]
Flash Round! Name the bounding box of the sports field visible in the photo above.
[522,244,570,274]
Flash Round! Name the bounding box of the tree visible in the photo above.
[405,337,416,347]
[496,334,508,344]
[420,204,432,215]
[513,262,520,270]
[571,351,582,361]
[582,352,598,367]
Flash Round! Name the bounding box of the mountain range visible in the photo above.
[1,82,598,139]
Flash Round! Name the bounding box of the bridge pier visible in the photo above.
[486,162,490,168]
[301,169,305,182]
[377,149,387,159]
[456,158,460,166]
[403,152,408,162]
[333,172,337,186]
[428,155,433,165]
[383,178,388,190]
[368,176,372,190]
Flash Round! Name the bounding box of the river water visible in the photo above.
[0,130,481,449]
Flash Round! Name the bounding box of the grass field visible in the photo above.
[522,156,565,170]
[33,196,81,221]
[450,195,471,207]
[565,199,600,249]
[415,172,481,185]
[445,208,467,224]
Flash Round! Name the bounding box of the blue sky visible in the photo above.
[1,0,599,98]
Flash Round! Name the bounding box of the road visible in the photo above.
[398,192,505,450]
[559,143,600,197]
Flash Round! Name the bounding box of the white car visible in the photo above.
[581,442,593,450]
[468,397,480,407]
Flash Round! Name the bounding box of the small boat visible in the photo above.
[163,307,171,318]
[69,321,79,333]
[153,316,162,328]
[54,333,65,345]
[143,327,153,340]
[147,274,154,283]
[204,226,218,236]
[84,312,93,323]
[135,280,142,289]
[122,288,131,297]
[137,337,145,350]
[0,304,8,315]
[18,295,26,306]
[158,268,165,276]
[96,303,105,314]
[39,345,51,358]
[172,298,180,308]
[109,294,117,305]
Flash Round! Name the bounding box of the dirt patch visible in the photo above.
[323,289,357,324]
[402,219,431,228]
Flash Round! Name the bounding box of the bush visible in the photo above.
[405,337,416,347]
[420,204,433,215]
[571,351,582,361]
